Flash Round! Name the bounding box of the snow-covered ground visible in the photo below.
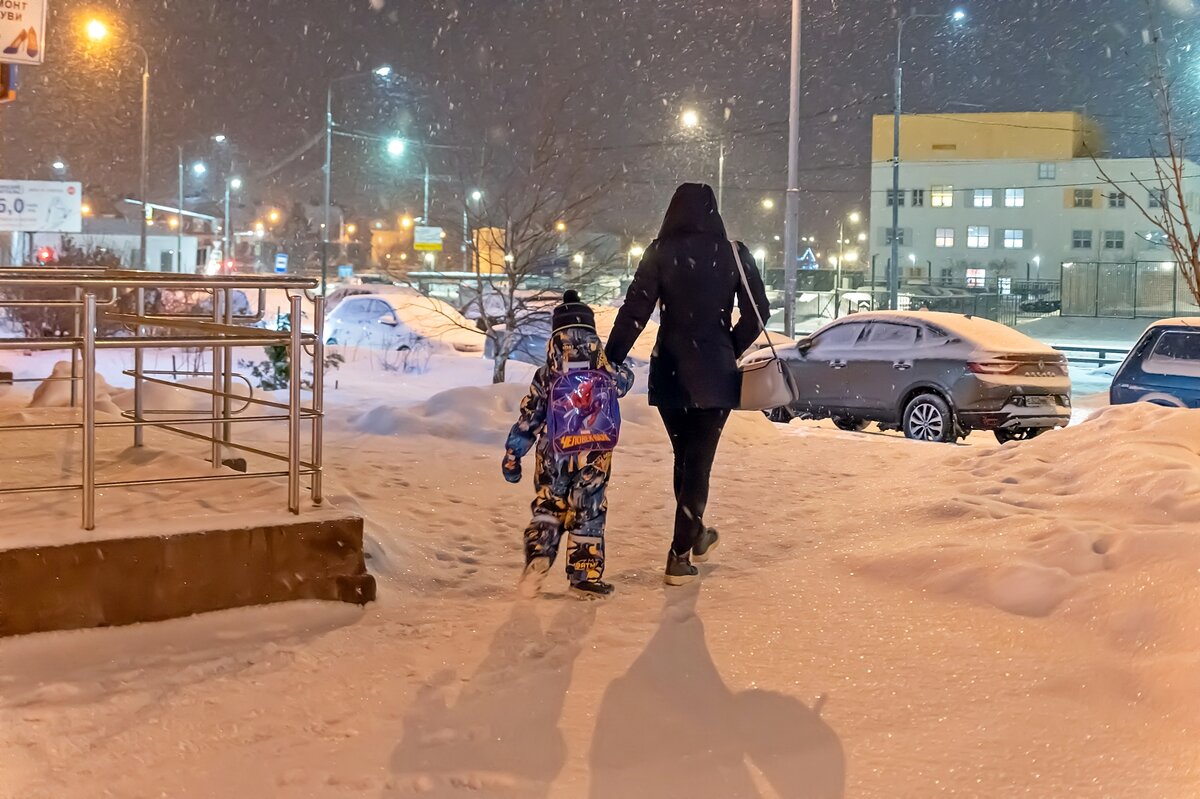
[0,343,1198,797]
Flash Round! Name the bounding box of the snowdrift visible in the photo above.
[345,384,776,448]
[853,403,1200,620]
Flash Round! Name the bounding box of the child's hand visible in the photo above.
[502,453,522,484]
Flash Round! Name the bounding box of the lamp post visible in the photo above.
[782,0,803,337]
[463,189,482,271]
[835,211,863,318]
[323,65,393,294]
[627,244,644,275]
[891,7,966,311]
[680,108,728,208]
[85,19,150,270]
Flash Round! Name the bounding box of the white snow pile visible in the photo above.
[346,384,776,448]
[28,361,122,416]
[852,403,1200,619]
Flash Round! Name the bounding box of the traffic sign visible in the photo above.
[414,225,443,252]
[798,247,819,271]
[0,0,47,66]
[274,252,288,274]
[0,180,81,232]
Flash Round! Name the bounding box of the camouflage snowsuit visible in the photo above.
[505,326,634,586]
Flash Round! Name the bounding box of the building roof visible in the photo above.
[871,112,1106,163]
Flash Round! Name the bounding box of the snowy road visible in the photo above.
[0,352,1197,798]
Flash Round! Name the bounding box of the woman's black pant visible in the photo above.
[657,407,731,556]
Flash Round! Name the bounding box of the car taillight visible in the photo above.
[968,361,1021,374]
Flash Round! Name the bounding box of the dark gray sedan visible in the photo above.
[757,311,1072,443]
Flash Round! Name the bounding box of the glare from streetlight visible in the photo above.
[761,198,776,211]
[212,134,227,144]
[346,223,357,236]
[51,160,65,171]
[857,232,867,243]
[630,245,645,258]
[753,248,767,262]
[573,252,585,266]
[375,66,393,77]
[555,221,567,233]
[400,215,413,229]
[952,9,967,22]
[848,211,862,224]
[680,108,700,129]
[268,209,281,224]
[192,161,208,176]
[85,19,109,42]
[229,177,243,191]
[81,203,92,216]
[470,190,483,202]
[386,137,405,157]
[844,251,859,264]
[908,253,917,264]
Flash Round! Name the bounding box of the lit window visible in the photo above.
[966,268,987,288]
[1104,230,1125,250]
[911,189,925,207]
[1108,192,1126,209]
[935,228,955,248]
[885,228,907,246]
[1005,188,1025,208]
[1072,230,1093,249]
[967,225,990,248]
[1073,189,1094,208]
[887,189,905,207]
[931,186,954,208]
[1038,163,1057,180]
[1003,229,1024,249]
[972,189,993,208]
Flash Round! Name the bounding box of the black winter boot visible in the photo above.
[664,550,699,586]
[692,527,720,563]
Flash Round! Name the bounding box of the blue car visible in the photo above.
[1110,319,1200,408]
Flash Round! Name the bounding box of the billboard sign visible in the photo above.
[0,180,82,232]
[0,0,47,65]
[414,225,444,252]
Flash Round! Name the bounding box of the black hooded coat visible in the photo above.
[606,184,772,409]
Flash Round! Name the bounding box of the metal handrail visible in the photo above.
[0,270,326,530]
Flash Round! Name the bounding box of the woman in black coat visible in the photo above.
[606,183,771,585]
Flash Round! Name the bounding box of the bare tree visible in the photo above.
[385,91,623,384]
[1093,13,1200,305]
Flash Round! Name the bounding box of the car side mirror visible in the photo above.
[379,317,398,327]
[796,337,814,354]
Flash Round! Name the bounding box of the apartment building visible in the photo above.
[868,112,1199,288]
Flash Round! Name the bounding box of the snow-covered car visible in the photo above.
[755,311,1072,444]
[323,289,485,354]
[1110,318,1200,408]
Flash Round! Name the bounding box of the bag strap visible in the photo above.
[731,240,779,359]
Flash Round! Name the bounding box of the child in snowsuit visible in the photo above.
[503,290,634,600]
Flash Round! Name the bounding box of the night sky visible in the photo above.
[0,0,1196,248]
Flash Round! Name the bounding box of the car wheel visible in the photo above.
[902,393,956,443]
[832,416,870,432]
[326,337,338,346]
[994,427,1045,445]
[764,407,793,424]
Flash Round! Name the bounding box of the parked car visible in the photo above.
[1110,318,1200,408]
[756,311,1072,444]
[323,289,485,354]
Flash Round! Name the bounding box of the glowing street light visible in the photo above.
[857,232,868,243]
[51,160,66,172]
[374,65,393,77]
[268,209,281,224]
[849,211,862,224]
[191,161,207,176]
[761,198,775,211]
[630,245,645,258]
[386,137,405,157]
[680,108,700,129]
[844,250,859,264]
[81,203,92,217]
[212,134,227,144]
[85,19,108,41]
[555,221,567,233]
[753,247,768,262]
[346,223,357,236]
[573,252,585,266]
[470,189,483,202]
[952,9,967,22]
[400,215,413,229]
[229,177,243,191]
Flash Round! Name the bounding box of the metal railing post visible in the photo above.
[288,294,302,514]
[82,293,97,530]
[211,289,223,468]
[222,285,234,446]
[134,287,145,447]
[70,287,80,408]
[311,294,325,505]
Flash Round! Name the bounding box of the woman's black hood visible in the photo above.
[657,183,727,239]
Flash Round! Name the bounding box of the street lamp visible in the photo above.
[890,7,967,310]
[324,66,394,294]
[626,244,645,274]
[386,137,405,157]
[464,190,483,271]
[680,106,728,208]
[835,210,865,319]
[191,161,207,176]
[51,160,66,172]
[85,17,150,270]
[753,247,768,269]
[761,198,776,211]
[849,211,862,224]
[680,108,700,129]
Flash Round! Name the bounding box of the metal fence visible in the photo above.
[0,268,325,530]
[1061,261,1200,318]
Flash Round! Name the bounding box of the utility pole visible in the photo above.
[782,0,803,337]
